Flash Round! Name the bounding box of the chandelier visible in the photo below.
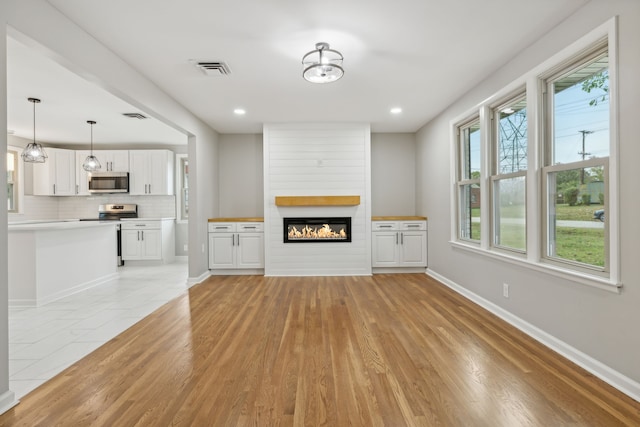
[302,42,344,84]
[21,98,47,163]
[82,120,102,172]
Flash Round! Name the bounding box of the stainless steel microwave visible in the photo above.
[88,172,129,193]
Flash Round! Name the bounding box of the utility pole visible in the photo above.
[578,130,593,184]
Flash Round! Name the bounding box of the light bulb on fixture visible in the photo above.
[82,120,102,172]
[302,42,344,84]
[21,98,48,163]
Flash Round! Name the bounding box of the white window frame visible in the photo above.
[455,116,481,244]
[175,153,188,223]
[449,18,619,292]
[7,145,24,215]
[490,91,528,255]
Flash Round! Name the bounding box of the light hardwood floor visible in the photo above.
[1,274,638,426]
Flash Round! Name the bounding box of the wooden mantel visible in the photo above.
[275,195,361,207]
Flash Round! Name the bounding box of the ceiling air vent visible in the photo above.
[122,113,148,120]
[190,60,231,76]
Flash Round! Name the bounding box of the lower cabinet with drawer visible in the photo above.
[121,219,175,263]
[208,221,264,273]
[372,220,427,272]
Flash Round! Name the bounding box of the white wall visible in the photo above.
[416,0,640,392]
[0,0,15,412]
[217,132,416,218]
[218,134,264,217]
[371,133,416,216]
[263,123,371,276]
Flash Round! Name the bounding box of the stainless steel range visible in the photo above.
[80,204,138,266]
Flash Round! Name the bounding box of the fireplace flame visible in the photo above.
[288,224,347,240]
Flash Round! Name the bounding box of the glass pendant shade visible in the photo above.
[83,120,102,172]
[21,98,48,163]
[302,42,344,84]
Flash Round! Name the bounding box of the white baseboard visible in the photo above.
[426,268,640,403]
[9,272,119,308]
[187,270,211,288]
[0,390,18,415]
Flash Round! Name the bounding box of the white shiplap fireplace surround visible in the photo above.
[263,123,372,276]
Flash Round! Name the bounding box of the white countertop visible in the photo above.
[8,220,118,232]
[120,217,176,221]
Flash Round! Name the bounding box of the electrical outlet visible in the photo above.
[502,283,510,298]
[183,244,188,251]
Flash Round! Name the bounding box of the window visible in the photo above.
[543,45,609,272]
[176,154,188,221]
[491,94,527,252]
[451,23,617,288]
[456,118,481,242]
[7,148,19,212]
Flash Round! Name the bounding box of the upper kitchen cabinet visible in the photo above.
[129,149,174,195]
[75,150,130,195]
[75,150,91,195]
[98,150,129,172]
[33,148,76,196]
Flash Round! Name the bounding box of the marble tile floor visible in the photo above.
[8,260,190,399]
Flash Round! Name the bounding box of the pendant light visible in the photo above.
[82,120,102,172]
[302,42,344,84]
[21,98,48,163]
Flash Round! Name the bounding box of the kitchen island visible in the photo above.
[8,220,118,307]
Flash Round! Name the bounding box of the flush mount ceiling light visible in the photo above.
[302,42,344,84]
[82,120,102,172]
[21,98,48,163]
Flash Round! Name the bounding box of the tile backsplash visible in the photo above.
[10,195,176,221]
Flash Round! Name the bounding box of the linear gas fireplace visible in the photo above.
[284,217,351,243]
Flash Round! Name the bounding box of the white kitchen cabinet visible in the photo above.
[75,150,130,195]
[129,150,174,195]
[33,148,76,196]
[75,150,91,195]
[208,221,264,272]
[372,220,427,271]
[97,150,129,172]
[121,219,175,263]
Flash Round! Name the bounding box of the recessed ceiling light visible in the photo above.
[234,108,246,115]
[390,107,402,114]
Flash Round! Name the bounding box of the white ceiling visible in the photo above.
[7,0,588,144]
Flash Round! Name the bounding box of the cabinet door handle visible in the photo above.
[379,225,393,228]
[148,184,151,194]
[236,234,240,246]
[396,233,398,245]
[53,184,56,195]
[137,231,140,241]
[407,224,421,228]
[243,226,256,229]
[76,184,79,194]
[141,231,144,240]
[401,233,404,245]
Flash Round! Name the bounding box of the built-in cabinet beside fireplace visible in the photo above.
[372,217,427,272]
[208,219,264,274]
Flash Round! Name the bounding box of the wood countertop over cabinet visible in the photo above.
[372,216,428,221]
[208,217,264,222]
